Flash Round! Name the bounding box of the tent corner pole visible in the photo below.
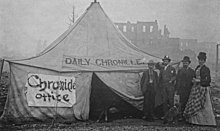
[0,59,4,80]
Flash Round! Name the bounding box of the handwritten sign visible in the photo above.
[26,73,76,107]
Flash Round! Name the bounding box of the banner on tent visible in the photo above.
[26,73,76,107]
[63,55,146,69]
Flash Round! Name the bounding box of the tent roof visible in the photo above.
[8,2,160,72]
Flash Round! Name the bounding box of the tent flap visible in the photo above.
[90,73,143,120]
[96,72,144,111]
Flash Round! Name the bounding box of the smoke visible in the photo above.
[178,0,220,42]
[103,0,220,42]
[0,0,72,58]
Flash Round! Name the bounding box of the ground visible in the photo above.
[1,119,219,131]
[0,72,220,131]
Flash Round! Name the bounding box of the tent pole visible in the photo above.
[216,44,219,79]
[0,59,4,80]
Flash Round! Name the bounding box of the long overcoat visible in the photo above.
[175,67,194,109]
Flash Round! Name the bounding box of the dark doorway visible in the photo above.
[89,73,142,121]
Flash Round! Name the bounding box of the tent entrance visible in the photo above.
[89,73,142,121]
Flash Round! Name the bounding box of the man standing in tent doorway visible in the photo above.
[141,60,158,121]
[159,56,176,118]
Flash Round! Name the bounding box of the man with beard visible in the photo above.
[141,60,158,121]
[175,56,194,120]
[159,56,176,118]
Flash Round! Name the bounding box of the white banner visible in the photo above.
[26,73,76,107]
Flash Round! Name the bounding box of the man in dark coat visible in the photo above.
[154,62,166,118]
[141,60,158,121]
[175,56,194,115]
[159,56,176,116]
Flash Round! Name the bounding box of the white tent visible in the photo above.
[1,1,160,123]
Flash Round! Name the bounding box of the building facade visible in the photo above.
[114,20,217,71]
[114,20,180,60]
[114,20,170,48]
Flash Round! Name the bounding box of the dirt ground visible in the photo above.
[0,118,219,131]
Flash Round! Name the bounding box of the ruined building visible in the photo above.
[114,20,170,48]
[114,20,182,61]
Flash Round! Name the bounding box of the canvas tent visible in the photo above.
[0,1,161,123]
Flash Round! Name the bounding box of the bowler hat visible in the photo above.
[197,52,206,60]
[182,56,191,63]
[162,55,171,61]
[148,60,155,65]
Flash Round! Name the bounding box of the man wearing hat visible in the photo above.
[175,56,194,118]
[140,59,158,121]
[159,55,176,117]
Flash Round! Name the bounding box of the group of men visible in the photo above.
[141,55,194,121]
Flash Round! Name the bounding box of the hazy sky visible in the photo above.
[0,0,220,56]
